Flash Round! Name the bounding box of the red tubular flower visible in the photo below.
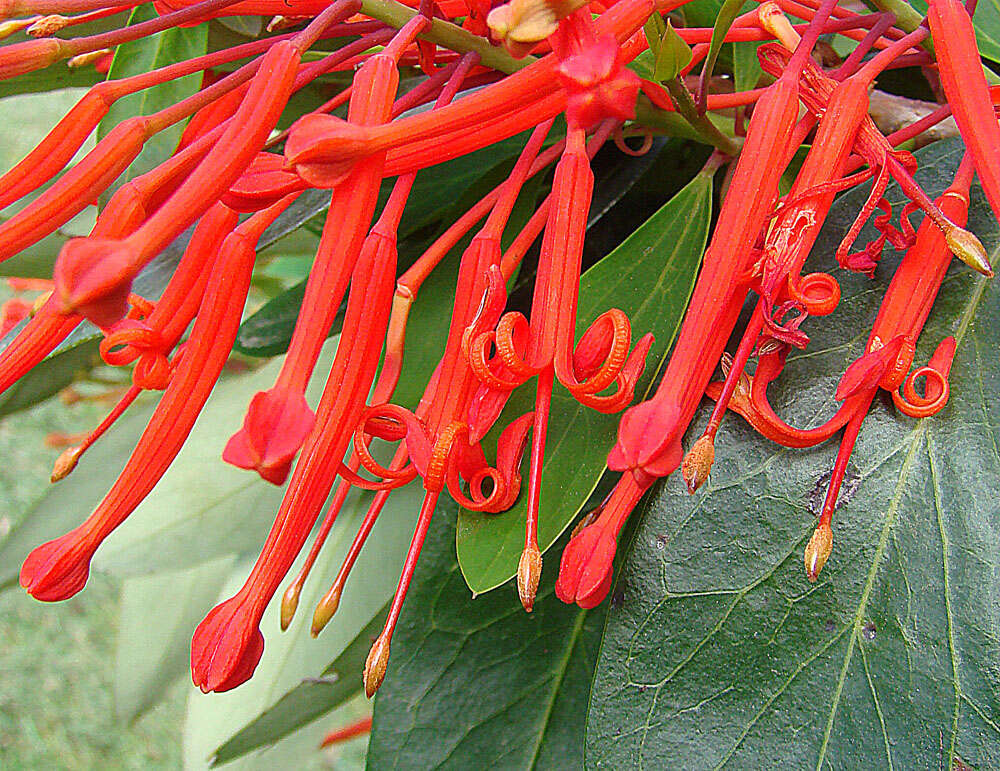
[554,0,846,609]
[99,202,240,390]
[557,33,640,129]
[681,72,873,492]
[284,0,672,187]
[0,32,288,211]
[927,0,1000,224]
[802,158,974,581]
[555,473,645,607]
[191,199,402,692]
[191,12,439,676]
[49,0,362,328]
[0,0,250,80]
[19,201,254,602]
[226,17,424,485]
[758,19,991,276]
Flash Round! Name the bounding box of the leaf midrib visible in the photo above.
[813,274,990,769]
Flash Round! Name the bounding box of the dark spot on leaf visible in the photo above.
[809,467,861,517]
[862,621,877,641]
[611,589,625,609]
[637,684,647,693]
[825,619,836,633]
[653,534,668,550]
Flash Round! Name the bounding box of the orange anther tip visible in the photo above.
[27,14,68,37]
[280,581,302,632]
[363,633,391,698]
[517,543,542,613]
[67,48,113,69]
[804,523,833,583]
[681,434,715,494]
[50,445,82,482]
[945,227,993,276]
[310,584,342,637]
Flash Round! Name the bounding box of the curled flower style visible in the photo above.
[0,0,992,700]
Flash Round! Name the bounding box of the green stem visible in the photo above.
[359,0,534,73]
[662,76,740,155]
[634,94,742,149]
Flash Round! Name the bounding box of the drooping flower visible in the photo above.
[0,0,991,701]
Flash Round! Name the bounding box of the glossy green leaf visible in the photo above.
[457,169,713,595]
[114,555,237,722]
[367,498,610,770]
[98,7,209,203]
[696,0,744,96]
[586,139,1000,768]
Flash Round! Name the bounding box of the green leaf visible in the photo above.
[696,0,744,91]
[653,21,695,83]
[733,38,763,94]
[586,138,1000,768]
[456,169,713,595]
[211,605,386,765]
[114,555,237,722]
[98,7,209,203]
[367,498,610,770]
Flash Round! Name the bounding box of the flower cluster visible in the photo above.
[0,0,995,697]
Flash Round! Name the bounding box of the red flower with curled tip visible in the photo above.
[0,0,996,709]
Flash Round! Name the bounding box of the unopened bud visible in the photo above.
[27,14,69,37]
[51,445,82,482]
[363,633,391,698]
[67,48,112,69]
[681,434,715,494]
[945,226,993,276]
[517,543,542,612]
[280,580,302,631]
[804,523,833,582]
[311,583,342,637]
